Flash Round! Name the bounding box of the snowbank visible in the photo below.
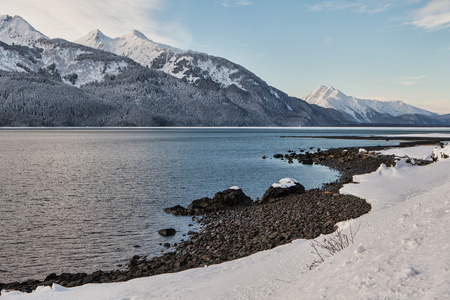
[379,145,437,161]
[3,145,449,299]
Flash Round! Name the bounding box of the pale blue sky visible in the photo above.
[3,0,450,113]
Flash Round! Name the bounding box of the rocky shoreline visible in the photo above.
[1,142,435,293]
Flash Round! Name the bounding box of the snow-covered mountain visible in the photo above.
[0,15,446,127]
[75,30,252,91]
[0,15,47,47]
[0,15,132,88]
[0,15,352,127]
[304,85,437,123]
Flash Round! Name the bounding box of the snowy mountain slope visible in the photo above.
[304,85,437,123]
[75,29,179,69]
[0,39,132,88]
[0,15,47,47]
[0,15,134,88]
[76,30,255,91]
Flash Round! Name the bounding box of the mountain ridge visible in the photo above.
[75,29,254,91]
[0,15,48,47]
[304,85,437,123]
[0,15,447,127]
[0,15,352,127]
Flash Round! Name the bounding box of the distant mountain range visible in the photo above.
[0,14,447,127]
[303,86,446,125]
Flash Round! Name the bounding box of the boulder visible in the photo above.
[187,187,253,214]
[163,205,188,216]
[260,178,305,204]
[165,187,253,216]
[302,158,314,165]
[158,228,176,237]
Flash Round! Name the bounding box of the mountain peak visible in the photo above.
[304,85,436,122]
[129,30,148,40]
[75,29,113,50]
[85,29,108,39]
[306,85,344,105]
[0,14,48,46]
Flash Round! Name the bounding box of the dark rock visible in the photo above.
[274,154,284,158]
[302,158,314,165]
[44,273,57,282]
[163,205,188,216]
[158,228,176,237]
[260,178,305,204]
[169,187,254,215]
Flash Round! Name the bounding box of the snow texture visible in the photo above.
[0,15,48,47]
[228,186,241,190]
[271,178,299,189]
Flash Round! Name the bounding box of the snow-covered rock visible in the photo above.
[271,178,299,189]
[260,178,305,204]
[432,143,450,161]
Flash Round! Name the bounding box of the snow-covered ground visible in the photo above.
[2,144,449,300]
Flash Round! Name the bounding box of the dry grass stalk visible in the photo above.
[307,221,360,270]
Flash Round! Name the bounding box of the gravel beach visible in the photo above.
[2,142,432,293]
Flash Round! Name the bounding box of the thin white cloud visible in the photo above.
[220,0,252,7]
[409,0,450,30]
[307,0,395,13]
[2,0,192,48]
[307,1,359,12]
[357,3,392,14]
[399,75,429,85]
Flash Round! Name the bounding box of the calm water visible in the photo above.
[1,127,449,282]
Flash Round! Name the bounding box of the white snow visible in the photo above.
[432,143,450,161]
[271,178,299,189]
[358,148,367,153]
[228,186,241,190]
[380,145,437,161]
[196,59,246,90]
[270,89,280,99]
[2,145,449,300]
